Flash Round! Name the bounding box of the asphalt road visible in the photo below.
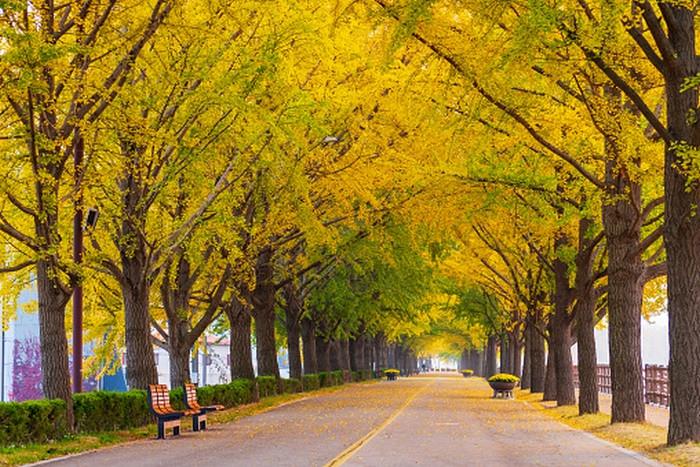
[37,375,661,466]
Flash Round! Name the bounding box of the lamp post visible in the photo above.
[72,134,84,394]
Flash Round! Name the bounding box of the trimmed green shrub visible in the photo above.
[331,370,344,385]
[361,370,373,380]
[302,374,320,391]
[279,378,302,394]
[74,390,151,433]
[352,371,361,382]
[256,376,278,398]
[0,399,67,446]
[173,379,256,408]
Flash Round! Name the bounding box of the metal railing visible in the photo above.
[573,364,669,408]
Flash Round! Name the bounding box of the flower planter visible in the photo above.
[489,380,516,399]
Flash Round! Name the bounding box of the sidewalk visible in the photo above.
[567,390,669,427]
[597,392,669,427]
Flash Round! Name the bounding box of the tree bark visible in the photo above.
[543,338,557,401]
[316,337,331,372]
[283,283,303,380]
[511,332,522,378]
[120,261,158,389]
[36,261,73,425]
[530,313,546,393]
[553,235,576,406]
[662,7,700,445]
[575,217,600,415]
[485,335,498,377]
[251,247,279,378]
[301,317,317,375]
[521,323,532,390]
[226,298,255,380]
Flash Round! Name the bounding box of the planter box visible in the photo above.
[489,381,516,398]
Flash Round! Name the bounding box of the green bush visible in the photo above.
[331,370,344,385]
[362,369,373,380]
[279,378,302,394]
[256,376,278,398]
[302,374,320,391]
[0,399,67,446]
[487,373,520,383]
[74,390,151,433]
[185,379,256,407]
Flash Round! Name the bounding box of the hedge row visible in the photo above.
[318,370,344,387]
[0,372,366,447]
[0,399,67,446]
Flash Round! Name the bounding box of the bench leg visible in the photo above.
[173,425,180,437]
[157,420,165,440]
[193,414,207,431]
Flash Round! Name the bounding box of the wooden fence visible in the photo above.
[572,364,669,408]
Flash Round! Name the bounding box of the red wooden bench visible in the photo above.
[183,383,224,431]
[148,384,197,439]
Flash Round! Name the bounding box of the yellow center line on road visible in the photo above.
[324,380,434,467]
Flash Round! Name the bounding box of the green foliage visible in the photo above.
[256,376,278,398]
[0,399,67,447]
[279,378,302,394]
[487,373,520,383]
[73,391,151,433]
[302,374,321,391]
[318,371,344,387]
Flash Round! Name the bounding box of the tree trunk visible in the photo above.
[316,337,331,372]
[511,332,522,378]
[120,266,158,390]
[350,337,364,371]
[543,339,557,401]
[575,291,599,414]
[226,299,255,380]
[301,317,317,375]
[575,217,600,415]
[485,335,497,377]
[521,323,532,390]
[283,284,303,380]
[530,314,546,393]
[251,247,279,378]
[168,317,192,388]
[36,261,73,426]
[364,335,373,370]
[553,235,576,406]
[602,161,646,423]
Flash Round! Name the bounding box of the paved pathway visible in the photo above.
[39,376,660,466]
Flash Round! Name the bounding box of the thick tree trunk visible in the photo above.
[553,236,576,406]
[543,340,557,401]
[521,323,532,390]
[661,10,700,443]
[350,337,364,371]
[602,175,646,422]
[341,339,351,371]
[530,315,546,393]
[575,217,600,415]
[328,340,340,370]
[251,247,279,378]
[511,332,522,378]
[287,323,302,380]
[168,318,192,388]
[364,336,373,370]
[301,317,317,375]
[226,299,255,380]
[316,337,331,372]
[283,284,303,380]
[485,335,498,377]
[575,291,599,414]
[120,268,158,390]
[36,261,73,425]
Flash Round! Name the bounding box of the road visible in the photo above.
[38,375,660,466]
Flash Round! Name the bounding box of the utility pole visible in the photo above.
[72,132,84,394]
